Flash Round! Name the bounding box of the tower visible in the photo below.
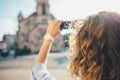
[37,0,49,15]
[18,12,24,23]
[17,0,64,53]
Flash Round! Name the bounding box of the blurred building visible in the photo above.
[17,0,64,53]
[0,41,7,50]
[0,34,17,56]
[3,34,17,49]
[0,41,7,56]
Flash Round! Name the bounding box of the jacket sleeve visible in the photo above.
[30,63,56,80]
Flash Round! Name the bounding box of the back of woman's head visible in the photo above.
[69,11,120,80]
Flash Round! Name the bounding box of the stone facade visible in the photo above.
[17,0,64,53]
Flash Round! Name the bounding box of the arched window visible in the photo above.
[42,3,46,15]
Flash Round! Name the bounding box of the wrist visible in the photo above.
[44,34,54,42]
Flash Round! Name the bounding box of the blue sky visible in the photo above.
[0,0,36,40]
[1,0,120,40]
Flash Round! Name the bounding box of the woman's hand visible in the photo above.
[35,20,62,64]
[46,20,62,38]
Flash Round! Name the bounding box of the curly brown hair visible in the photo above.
[69,11,120,80]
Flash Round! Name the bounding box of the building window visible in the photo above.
[42,4,46,15]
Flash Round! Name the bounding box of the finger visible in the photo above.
[55,21,63,31]
[49,20,57,27]
[49,20,56,24]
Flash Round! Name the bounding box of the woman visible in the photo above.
[31,11,120,80]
